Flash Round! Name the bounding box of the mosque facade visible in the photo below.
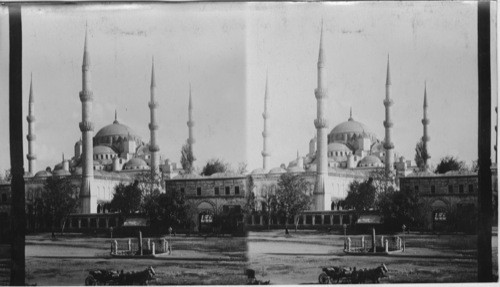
[16,24,496,233]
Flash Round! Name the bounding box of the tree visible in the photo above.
[344,179,377,211]
[237,162,248,174]
[180,141,195,173]
[110,181,142,215]
[0,169,11,182]
[435,156,465,174]
[377,186,428,230]
[414,140,430,171]
[201,158,230,176]
[369,168,396,196]
[38,176,79,235]
[274,173,312,231]
[157,188,193,229]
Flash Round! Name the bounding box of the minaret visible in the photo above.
[261,73,271,170]
[383,55,395,177]
[313,22,330,211]
[148,57,160,176]
[26,74,36,175]
[421,82,431,170]
[187,84,195,164]
[79,25,95,214]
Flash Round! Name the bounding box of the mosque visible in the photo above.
[14,23,493,233]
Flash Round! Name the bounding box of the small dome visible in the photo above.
[34,170,52,178]
[269,167,286,174]
[93,145,117,155]
[358,155,383,167]
[328,142,352,153]
[251,168,266,175]
[123,158,149,170]
[53,169,71,177]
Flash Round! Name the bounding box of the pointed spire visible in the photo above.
[83,22,90,67]
[150,56,156,88]
[265,70,269,99]
[189,83,193,109]
[386,54,391,85]
[113,110,119,124]
[349,107,353,121]
[423,81,428,108]
[318,20,325,64]
[62,153,65,162]
[297,150,299,159]
[29,73,34,103]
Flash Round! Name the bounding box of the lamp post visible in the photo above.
[402,224,406,252]
[343,224,347,250]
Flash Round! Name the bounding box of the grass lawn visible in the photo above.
[23,233,248,285]
[247,229,498,284]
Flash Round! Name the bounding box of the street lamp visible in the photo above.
[343,224,347,250]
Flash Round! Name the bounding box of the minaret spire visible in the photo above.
[349,107,353,121]
[261,72,271,170]
[313,21,331,211]
[79,24,96,213]
[148,57,160,176]
[421,81,431,170]
[187,83,195,166]
[26,73,37,175]
[383,54,395,177]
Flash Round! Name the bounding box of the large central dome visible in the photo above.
[328,115,377,144]
[94,116,142,146]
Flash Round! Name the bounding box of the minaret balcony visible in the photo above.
[149,144,160,152]
[79,121,95,132]
[421,118,430,125]
[187,138,196,145]
[262,112,270,119]
[26,115,36,123]
[383,120,393,128]
[148,123,159,131]
[79,90,94,102]
[261,151,271,157]
[187,121,195,127]
[383,142,394,150]
[421,135,431,142]
[262,131,270,138]
[26,134,36,141]
[383,99,393,107]
[315,88,328,99]
[148,101,159,109]
[314,118,329,129]
[26,154,37,160]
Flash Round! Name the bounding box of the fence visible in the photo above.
[345,235,403,253]
[111,237,172,256]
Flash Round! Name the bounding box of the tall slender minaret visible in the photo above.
[383,55,394,176]
[79,25,95,214]
[148,57,160,176]
[26,74,36,175]
[313,22,330,211]
[187,84,195,165]
[261,73,271,170]
[421,82,431,170]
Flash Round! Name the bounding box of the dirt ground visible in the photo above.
[247,229,499,284]
[22,233,248,285]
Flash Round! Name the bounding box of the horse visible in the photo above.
[354,264,388,283]
[120,266,156,285]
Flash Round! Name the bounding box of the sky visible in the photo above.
[0,2,498,175]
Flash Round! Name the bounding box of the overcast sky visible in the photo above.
[0,2,498,175]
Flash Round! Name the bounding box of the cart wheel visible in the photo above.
[318,273,330,284]
[85,275,97,286]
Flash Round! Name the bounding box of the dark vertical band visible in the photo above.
[8,4,25,286]
[477,0,493,282]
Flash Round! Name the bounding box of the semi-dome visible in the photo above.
[123,158,149,170]
[358,155,383,167]
[34,170,52,178]
[269,167,286,174]
[93,145,117,155]
[53,169,71,177]
[328,142,352,153]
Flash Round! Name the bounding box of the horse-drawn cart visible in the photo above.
[318,264,388,284]
[85,266,156,285]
